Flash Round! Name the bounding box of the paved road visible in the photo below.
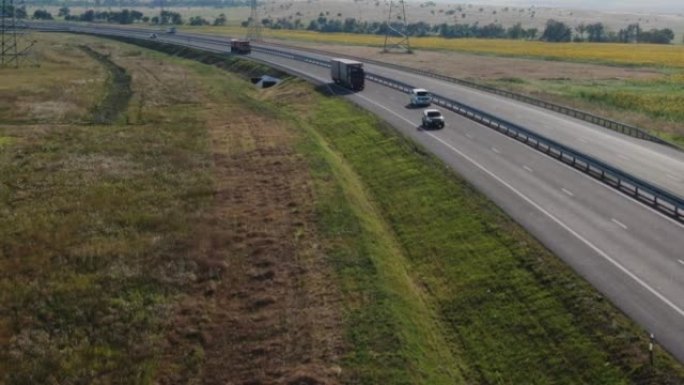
[39,23,684,362]
[254,43,684,198]
[263,52,684,363]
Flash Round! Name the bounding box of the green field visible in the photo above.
[483,73,684,146]
[2,33,684,384]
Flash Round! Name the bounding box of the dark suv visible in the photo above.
[422,109,445,129]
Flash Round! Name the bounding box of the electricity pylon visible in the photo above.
[0,0,35,67]
[246,0,262,41]
[383,0,411,53]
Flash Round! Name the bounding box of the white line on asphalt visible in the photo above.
[492,147,501,154]
[612,218,629,230]
[523,165,533,173]
[465,133,474,139]
[558,157,684,230]
[678,260,684,266]
[562,188,574,197]
[351,92,684,319]
[578,137,588,143]
[322,63,684,231]
[667,173,679,181]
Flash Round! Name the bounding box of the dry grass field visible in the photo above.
[4,32,684,385]
[0,34,345,384]
[0,38,105,123]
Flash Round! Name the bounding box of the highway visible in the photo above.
[36,23,684,362]
[252,42,684,197]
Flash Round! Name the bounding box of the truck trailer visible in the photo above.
[330,58,364,91]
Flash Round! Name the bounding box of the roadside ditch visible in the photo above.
[79,45,133,124]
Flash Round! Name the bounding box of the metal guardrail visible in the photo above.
[36,27,684,222]
[255,41,679,150]
[249,45,684,222]
[368,73,684,221]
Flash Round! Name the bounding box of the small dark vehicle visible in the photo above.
[422,109,445,129]
[231,39,251,54]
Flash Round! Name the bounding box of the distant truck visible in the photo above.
[330,58,364,91]
[230,39,251,54]
[166,27,176,34]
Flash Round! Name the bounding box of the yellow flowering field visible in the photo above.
[413,38,684,68]
[190,26,684,68]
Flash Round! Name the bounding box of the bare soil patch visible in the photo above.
[83,38,344,382]
[155,91,344,385]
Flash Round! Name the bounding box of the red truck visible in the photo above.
[230,39,251,54]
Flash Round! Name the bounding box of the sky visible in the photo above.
[439,0,683,12]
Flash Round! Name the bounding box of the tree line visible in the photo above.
[542,19,674,44]
[261,15,675,44]
[256,15,540,40]
[35,7,227,26]
[15,5,678,44]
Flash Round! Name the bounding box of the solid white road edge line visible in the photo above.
[353,92,684,319]
[251,49,684,230]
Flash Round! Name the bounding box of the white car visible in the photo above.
[410,88,432,106]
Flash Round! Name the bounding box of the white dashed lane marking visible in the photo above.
[612,218,629,230]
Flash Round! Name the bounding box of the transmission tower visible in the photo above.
[246,0,262,41]
[0,0,35,67]
[383,0,411,54]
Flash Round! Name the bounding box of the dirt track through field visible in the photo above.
[78,45,132,124]
[157,98,344,385]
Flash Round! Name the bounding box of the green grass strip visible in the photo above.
[296,105,468,385]
[291,90,684,385]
